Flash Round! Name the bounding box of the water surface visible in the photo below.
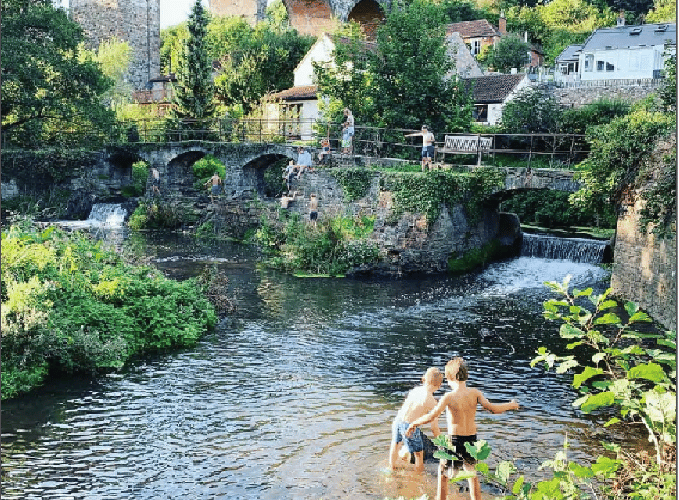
[2,233,611,500]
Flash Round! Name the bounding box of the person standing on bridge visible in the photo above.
[343,108,355,154]
[405,125,435,172]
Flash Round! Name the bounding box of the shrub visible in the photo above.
[1,223,217,398]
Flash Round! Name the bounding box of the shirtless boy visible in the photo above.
[389,367,443,473]
[406,358,519,500]
[205,172,222,203]
[405,125,435,172]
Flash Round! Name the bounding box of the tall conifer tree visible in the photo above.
[171,0,215,124]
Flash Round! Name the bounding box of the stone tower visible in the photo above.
[70,0,161,90]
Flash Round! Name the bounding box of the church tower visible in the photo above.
[69,0,161,90]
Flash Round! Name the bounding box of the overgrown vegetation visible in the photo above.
[128,200,195,230]
[379,169,505,227]
[192,154,226,190]
[435,279,675,500]
[253,212,380,276]
[1,222,217,399]
[501,190,616,229]
[330,169,375,201]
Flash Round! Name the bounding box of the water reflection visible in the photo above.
[1,232,612,500]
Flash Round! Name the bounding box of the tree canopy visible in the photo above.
[1,0,116,147]
[477,34,531,73]
[315,1,473,133]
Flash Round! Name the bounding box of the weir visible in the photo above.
[520,233,609,264]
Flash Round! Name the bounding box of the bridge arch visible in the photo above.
[241,153,292,199]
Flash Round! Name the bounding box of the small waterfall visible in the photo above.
[86,203,127,227]
[521,233,608,263]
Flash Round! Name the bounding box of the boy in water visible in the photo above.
[407,358,519,500]
[389,367,444,473]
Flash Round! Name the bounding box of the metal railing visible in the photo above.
[2,117,589,167]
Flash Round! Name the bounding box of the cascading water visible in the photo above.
[54,203,128,230]
[521,232,608,263]
[86,203,127,227]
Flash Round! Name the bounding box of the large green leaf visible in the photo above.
[579,391,614,412]
[628,362,667,383]
[572,366,603,388]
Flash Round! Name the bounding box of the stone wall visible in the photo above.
[70,0,160,90]
[551,80,663,108]
[208,170,504,275]
[611,198,676,331]
[610,133,677,331]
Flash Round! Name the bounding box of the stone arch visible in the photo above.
[242,153,292,199]
[282,0,336,37]
[347,0,385,39]
[166,150,208,196]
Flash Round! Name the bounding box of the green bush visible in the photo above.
[561,98,631,135]
[1,223,217,398]
[254,214,381,276]
[127,201,191,230]
[500,190,616,229]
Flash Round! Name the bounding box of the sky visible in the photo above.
[160,0,209,29]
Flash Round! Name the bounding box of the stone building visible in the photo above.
[69,0,161,91]
[208,0,388,38]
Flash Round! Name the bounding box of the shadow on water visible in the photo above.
[2,231,618,500]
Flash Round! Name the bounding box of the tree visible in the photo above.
[478,34,531,73]
[170,0,215,124]
[204,12,314,115]
[367,1,473,132]
[570,106,675,218]
[87,38,134,114]
[1,0,116,147]
[646,0,676,22]
[500,87,562,134]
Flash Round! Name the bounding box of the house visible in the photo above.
[267,34,351,141]
[446,19,503,57]
[576,23,676,81]
[447,16,543,69]
[462,73,529,125]
[131,74,177,115]
[554,44,582,84]
[445,32,483,78]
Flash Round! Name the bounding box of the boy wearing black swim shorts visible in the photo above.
[406,358,519,500]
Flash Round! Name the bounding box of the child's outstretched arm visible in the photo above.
[406,394,449,436]
[478,392,519,414]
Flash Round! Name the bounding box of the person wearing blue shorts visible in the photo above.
[389,367,443,473]
[405,125,435,172]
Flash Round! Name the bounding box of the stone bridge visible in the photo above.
[133,142,580,202]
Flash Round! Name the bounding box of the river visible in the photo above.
[1,231,611,500]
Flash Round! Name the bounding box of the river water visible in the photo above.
[1,232,611,500]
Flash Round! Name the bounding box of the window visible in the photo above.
[472,40,481,56]
[597,60,605,71]
[606,62,615,72]
[584,54,593,72]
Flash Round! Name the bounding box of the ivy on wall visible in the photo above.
[329,169,375,201]
[379,169,505,227]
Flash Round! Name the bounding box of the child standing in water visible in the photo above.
[389,367,444,473]
[407,358,519,500]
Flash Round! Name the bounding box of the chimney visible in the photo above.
[499,11,506,35]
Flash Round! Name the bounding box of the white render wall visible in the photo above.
[293,34,336,87]
[579,45,665,81]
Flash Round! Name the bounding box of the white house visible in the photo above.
[266,34,340,141]
[576,23,676,82]
[462,73,530,125]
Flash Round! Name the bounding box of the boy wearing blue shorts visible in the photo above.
[389,367,443,472]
